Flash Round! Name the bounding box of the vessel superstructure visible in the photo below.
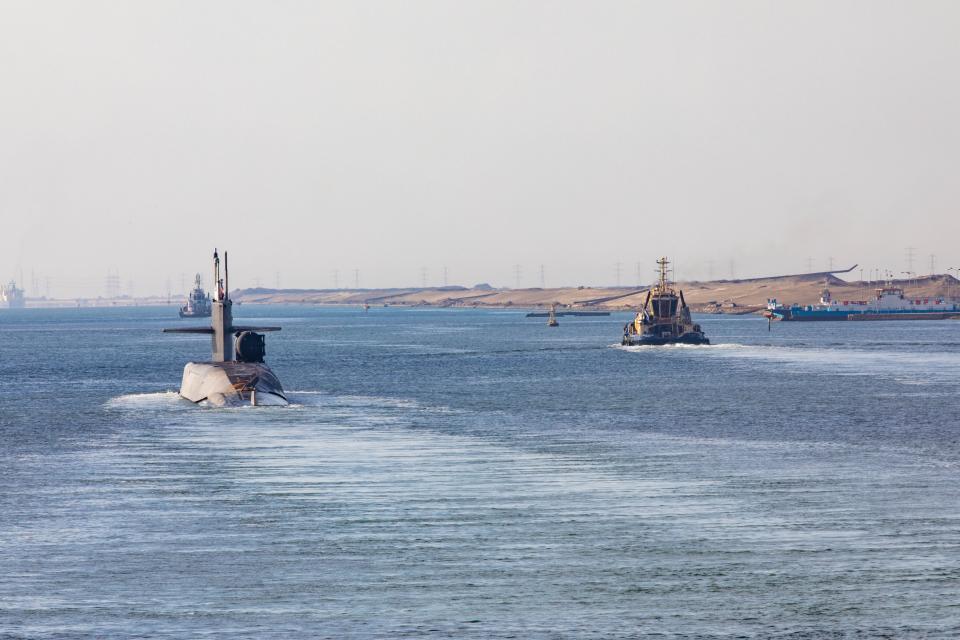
[622,258,709,345]
[1,281,25,309]
[767,282,960,321]
[179,273,212,318]
[163,250,287,406]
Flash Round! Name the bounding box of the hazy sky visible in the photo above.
[2,1,959,296]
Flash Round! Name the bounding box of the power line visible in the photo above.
[539,264,545,288]
[905,247,916,274]
[615,261,622,287]
[105,268,120,298]
[513,264,521,289]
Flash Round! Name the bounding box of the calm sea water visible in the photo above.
[1,306,959,638]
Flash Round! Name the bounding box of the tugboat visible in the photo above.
[622,257,709,346]
[163,250,287,406]
[179,273,212,318]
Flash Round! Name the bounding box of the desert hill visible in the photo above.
[233,273,960,314]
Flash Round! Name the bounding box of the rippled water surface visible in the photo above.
[1,306,959,638]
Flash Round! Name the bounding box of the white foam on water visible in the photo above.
[106,389,454,419]
[105,391,186,408]
[612,342,746,352]
[285,391,454,413]
[615,339,960,384]
[713,343,960,378]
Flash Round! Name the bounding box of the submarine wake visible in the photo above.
[105,391,187,409]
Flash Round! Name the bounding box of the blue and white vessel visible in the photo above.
[767,283,960,321]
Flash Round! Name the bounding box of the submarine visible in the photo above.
[163,250,287,406]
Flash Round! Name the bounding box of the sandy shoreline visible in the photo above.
[231,273,960,315]
[10,273,956,313]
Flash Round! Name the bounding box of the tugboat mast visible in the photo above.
[655,256,671,293]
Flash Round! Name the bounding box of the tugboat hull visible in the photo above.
[622,333,709,346]
[178,310,212,318]
[179,362,287,406]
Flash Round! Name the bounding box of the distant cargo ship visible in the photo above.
[1,281,25,309]
[179,273,212,318]
[767,284,960,321]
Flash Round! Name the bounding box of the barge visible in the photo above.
[767,283,960,321]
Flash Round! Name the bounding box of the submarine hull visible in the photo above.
[179,361,288,406]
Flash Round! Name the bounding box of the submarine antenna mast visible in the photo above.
[210,249,234,362]
[213,249,220,301]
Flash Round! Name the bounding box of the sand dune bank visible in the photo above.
[234,273,960,314]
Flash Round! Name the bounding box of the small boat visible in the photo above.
[547,303,559,327]
[179,273,212,318]
[622,257,709,346]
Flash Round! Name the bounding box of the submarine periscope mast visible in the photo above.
[163,250,287,406]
